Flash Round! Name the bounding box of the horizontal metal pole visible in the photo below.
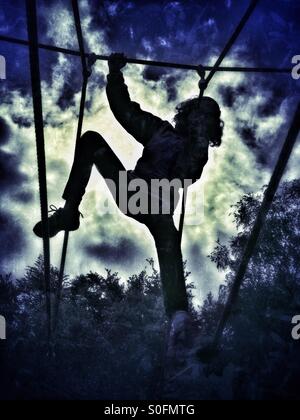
[0,34,291,74]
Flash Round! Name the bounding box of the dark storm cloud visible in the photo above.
[142,67,179,102]
[85,73,106,113]
[0,115,28,266]
[236,122,268,166]
[11,190,33,204]
[0,0,30,92]
[218,74,292,168]
[56,81,77,111]
[237,124,258,150]
[219,77,286,118]
[0,0,27,39]
[256,84,286,119]
[0,116,10,146]
[85,237,142,265]
[165,75,178,102]
[218,84,251,109]
[11,114,32,129]
[87,0,115,35]
[142,67,167,82]
[0,118,28,196]
[0,210,25,264]
[0,150,27,192]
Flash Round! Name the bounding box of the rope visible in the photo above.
[178,189,188,244]
[178,66,206,243]
[26,0,52,344]
[53,0,92,331]
[0,34,292,74]
[179,0,260,244]
[210,102,300,351]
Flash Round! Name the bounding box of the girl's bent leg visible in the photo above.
[145,215,189,318]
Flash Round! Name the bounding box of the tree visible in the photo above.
[200,180,300,399]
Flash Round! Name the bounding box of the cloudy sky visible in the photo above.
[0,0,299,302]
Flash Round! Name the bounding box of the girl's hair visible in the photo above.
[174,97,224,147]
